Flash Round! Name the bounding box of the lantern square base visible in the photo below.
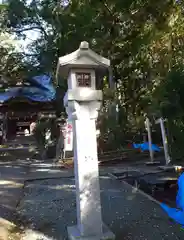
[67,224,115,240]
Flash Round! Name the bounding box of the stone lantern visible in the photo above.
[56,41,115,240]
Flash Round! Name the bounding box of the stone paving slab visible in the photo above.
[26,163,74,180]
[0,160,30,240]
[25,162,164,182]
[0,162,29,214]
[17,176,184,240]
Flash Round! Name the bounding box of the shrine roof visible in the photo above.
[0,75,56,104]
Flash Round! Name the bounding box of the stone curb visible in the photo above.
[122,179,162,206]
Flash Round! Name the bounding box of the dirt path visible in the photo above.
[0,136,38,240]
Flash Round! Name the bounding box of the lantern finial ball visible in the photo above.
[79,41,89,50]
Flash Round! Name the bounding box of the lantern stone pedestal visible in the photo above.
[56,41,115,240]
[68,224,115,240]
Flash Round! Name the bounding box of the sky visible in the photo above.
[2,0,68,51]
[20,0,40,51]
[21,29,40,52]
[0,0,40,51]
[4,0,68,52]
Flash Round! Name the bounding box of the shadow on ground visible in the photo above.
[1,147,184,240]
[14,173,184,240]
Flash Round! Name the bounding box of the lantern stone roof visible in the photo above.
[56,41,110,80]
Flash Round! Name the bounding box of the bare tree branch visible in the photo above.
[19,52,39,57]
[14,25,47,38]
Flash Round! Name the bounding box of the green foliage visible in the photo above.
[151,65,184,160]
[33,117,60,158]
[33,120,47,148]
[4,0,184,157]
[34,118,60,145]
[0,1,28,84]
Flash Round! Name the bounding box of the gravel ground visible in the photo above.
[17,175,184,240]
